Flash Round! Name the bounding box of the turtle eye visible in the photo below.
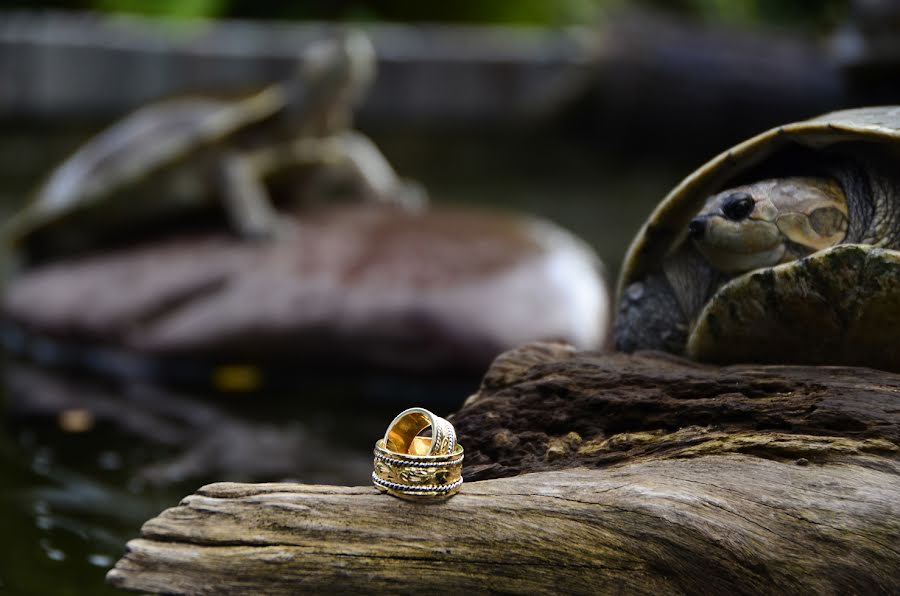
[721,192,755,221]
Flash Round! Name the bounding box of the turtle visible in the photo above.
[615,105,900,370]
[3,31,422,264]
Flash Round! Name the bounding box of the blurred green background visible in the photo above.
[3,0,848,28]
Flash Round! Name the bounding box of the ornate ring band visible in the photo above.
[374,407,463,501]
[383,407,456,457]
[373,439,464,501]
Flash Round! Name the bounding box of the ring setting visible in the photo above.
[372,407,463,500]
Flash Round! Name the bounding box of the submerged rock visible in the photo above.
[2,204,608,379]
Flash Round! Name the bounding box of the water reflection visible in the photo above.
[0,357,435,594]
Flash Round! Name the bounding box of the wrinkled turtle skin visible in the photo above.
[616,106,900,370]
[3,32,419,264]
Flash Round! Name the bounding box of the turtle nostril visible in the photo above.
[688,218,706,239]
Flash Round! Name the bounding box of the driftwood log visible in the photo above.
[108,343,900,594]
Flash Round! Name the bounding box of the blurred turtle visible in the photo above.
[616,106,900,369]
[4,31,422,263]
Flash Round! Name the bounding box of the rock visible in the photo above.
[2,205,608,378]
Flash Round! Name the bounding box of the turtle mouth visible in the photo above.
[691,216,785,273]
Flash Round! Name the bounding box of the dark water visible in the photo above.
[0,126,684,594]
[0,358,446,595]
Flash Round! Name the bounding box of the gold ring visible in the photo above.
[383,407,456,457]
[373,407,464,501]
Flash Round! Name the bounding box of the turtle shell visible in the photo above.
[3,86,286,254]
[687,243,900,369]
[4,33,377,259]
[616,105,900,367]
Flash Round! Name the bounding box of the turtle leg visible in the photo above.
[248,133,427,211]
[218,152,283,240]
[272,132,426,210]
[325,131,427,209]
[615,272,690,354]
[616,247,721,354]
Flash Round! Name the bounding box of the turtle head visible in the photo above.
[293,31,375,115]
[689,177,849,273]
[281,31,376,132]
[300,30,376,107]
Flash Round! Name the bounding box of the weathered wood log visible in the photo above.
[452,343,900,480]
[108,345,900,594]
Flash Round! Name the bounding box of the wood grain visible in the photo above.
[108,344,900,594]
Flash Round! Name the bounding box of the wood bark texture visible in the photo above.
[108,343,900,594]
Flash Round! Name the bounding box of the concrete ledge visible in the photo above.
[0,11,597,122]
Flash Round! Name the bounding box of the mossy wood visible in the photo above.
[108,343,900,594]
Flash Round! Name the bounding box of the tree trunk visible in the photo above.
[108,343,900,594]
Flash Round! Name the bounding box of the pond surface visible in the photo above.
[0,125,685,594]
[0,359,425,595]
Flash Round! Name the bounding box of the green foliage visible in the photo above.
[326,0,611,25]
[76,0,848,29]
[111,0,615,26]
[93,0,230,19]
